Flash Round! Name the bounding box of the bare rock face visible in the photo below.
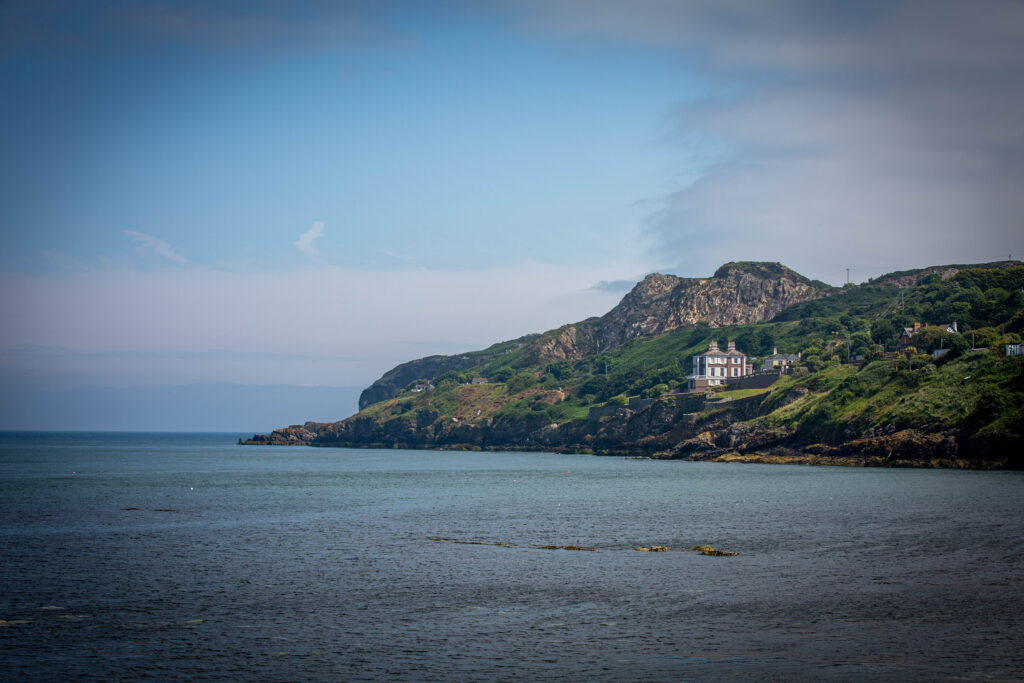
[533,262,831,360]
[530,324,584,361]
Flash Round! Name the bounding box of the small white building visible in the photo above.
[688,340,752,390]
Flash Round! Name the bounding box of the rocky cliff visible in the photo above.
[527,262,831,361]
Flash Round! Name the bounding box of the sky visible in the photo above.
[1,0,1022,430]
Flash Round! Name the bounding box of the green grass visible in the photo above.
[713,387,772,399]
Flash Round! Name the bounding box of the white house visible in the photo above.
[688,340,752,391]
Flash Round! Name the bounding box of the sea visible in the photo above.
[1,432,1022,681]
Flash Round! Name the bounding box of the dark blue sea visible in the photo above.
[1,432,1022,681]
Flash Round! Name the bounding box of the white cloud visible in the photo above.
[295,221,324,256]
[124,229,186,263]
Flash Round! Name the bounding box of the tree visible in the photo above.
[756,328,776,355]
[506,371,537,394]
[491,367,515,383]
[641,384,669,399]
[871,318,900,345]
[850,331,873,357]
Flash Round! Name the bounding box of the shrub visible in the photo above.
[507,370,538,394]
[641,384,669,399]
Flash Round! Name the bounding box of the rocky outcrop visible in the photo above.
[531,262,831,361]
[241,422,325,445]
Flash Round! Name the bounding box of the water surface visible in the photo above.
[1,432,1022,680]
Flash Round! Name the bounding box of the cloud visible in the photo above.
[588,279,636,294]
[380,248,419,266]
[295,221,325,256]
[515,0,1024,284]
[124,229,186,263]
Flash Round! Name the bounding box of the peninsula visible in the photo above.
[246,261,1024,468]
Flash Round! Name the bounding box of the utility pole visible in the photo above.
[846,268,850,285]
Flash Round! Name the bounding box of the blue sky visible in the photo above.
[2,2,700,273]
[1,1,1022,429]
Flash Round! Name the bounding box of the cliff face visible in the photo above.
[530,262,831,361]
[598,262,829,344]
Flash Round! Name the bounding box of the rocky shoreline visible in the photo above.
[241,391,1011,469]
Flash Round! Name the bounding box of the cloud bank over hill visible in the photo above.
[517,0,1024,278]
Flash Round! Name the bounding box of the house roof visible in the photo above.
[700,340,747,357]
[765,352,799,361]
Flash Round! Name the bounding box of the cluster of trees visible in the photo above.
[902,267,1024,333]
[571,365,682,403]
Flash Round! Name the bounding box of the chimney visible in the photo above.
[914,322,921,332]
[708,340,719,351]
[773,347,778,355]
[727,341,736,352]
